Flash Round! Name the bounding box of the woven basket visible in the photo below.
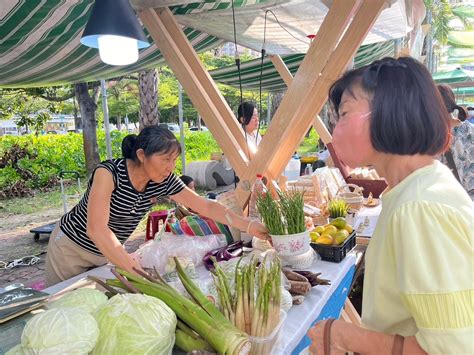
[336,184,364,210]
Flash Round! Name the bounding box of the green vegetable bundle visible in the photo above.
[256,189,306,235]
[212,256,282,355]
[327,199,350,218]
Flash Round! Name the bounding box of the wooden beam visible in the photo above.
[270,55,294,87]
[139,8,249,176]
[271,55,333,145]
[343,299,361,325]
[235,0,361,206]
[265,0,386,181]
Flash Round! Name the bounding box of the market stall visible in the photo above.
[0,252,357,354]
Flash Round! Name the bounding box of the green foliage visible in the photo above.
[327,199,350,218]
[0,130,221,198]
[424,0,473,45]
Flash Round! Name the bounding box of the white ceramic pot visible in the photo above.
[270,230,310,257]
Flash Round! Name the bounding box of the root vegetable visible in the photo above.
[289,280,311,295]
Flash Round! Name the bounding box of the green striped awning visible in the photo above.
[0,0,270,88]
[209,40,399,92]
[0,0,416,89]
[433,68,474,85]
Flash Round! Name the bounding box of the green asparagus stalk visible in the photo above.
[175,329,214,353]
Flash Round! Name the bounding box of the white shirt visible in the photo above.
[244,131,262,153]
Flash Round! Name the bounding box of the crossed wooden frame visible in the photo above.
[138,0,387,209]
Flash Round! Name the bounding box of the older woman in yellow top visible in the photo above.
[308,57,473,354]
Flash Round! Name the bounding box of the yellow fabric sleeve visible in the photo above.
[388,201,474,354]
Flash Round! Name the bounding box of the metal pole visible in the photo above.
[426,8,434,73]
[100,79,113,160]
[178,83,186,174]
[267,93,271,124]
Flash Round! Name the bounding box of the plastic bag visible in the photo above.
[133,233,227,275]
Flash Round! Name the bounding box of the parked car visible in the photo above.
[158,123,180,133]
[189,126,209,132]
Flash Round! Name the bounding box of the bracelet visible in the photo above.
[323,318,336,355]
[246,220,255,234]
[392,334,404,355]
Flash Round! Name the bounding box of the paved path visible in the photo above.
[0,231,145,290]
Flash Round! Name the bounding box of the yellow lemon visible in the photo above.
[316,234,333,245]
[310,231,320,243]
[344,224,354,234]
[323,225,338,236]
[314,225,325,234]
[330,217,347,229]
[334,231,349,245]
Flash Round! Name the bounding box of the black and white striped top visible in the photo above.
[60,158,185,256]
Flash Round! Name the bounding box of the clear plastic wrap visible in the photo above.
[132,233,227,275]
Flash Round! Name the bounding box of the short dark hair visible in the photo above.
[179,175,194,186]
[329,56,450,155]
[122,125,182,161]
[237,101,255,126]
[437,84,468,122]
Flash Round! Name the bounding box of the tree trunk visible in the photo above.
[75,83,100,176]
[138,68,159,131]
[73,96,82,130]
[116,115,122,131]
[270,91,284,119]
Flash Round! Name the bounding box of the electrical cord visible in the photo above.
[264,9,310,46]
[231,0,250,188]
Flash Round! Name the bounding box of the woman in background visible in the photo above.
[437,84,473,199]
[237,101,262,154]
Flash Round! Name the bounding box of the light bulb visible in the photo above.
[97,35,138,66]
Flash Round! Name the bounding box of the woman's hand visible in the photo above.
[248,220,269,240]
[308,320,346,355]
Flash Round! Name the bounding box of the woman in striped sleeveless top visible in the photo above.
[45,126,268,286]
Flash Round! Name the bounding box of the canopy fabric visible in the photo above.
[0,0,228,88]
[177,0,415,55]
[209,39,399,92]
[433,68,474,85]
[0,0,417,89]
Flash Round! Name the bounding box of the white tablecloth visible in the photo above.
[275,255,355,354]
[43,255,355,355]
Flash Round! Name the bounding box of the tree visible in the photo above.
[105,78,139,131]
[74,83,101,176]
[423,0,472,72]
[138,68,159,130]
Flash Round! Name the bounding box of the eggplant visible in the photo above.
[202,241,244,270]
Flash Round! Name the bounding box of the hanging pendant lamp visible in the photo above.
[80,0,150,66]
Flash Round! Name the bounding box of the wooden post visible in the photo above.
[265,0,386,180]
[235,0,363,206]
[139,7,250,177]
[270,54,333,145]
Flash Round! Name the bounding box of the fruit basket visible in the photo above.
[310,231,356,263]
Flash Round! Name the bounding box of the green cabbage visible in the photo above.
[21,308,99,354]
[49,288,108,314]
[93,294,177,355]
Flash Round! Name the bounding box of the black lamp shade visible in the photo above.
[80,0,149,49]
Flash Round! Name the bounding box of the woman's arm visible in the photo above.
[171,187,268,239]
[308,320,427,355]
[86,168,143,274]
